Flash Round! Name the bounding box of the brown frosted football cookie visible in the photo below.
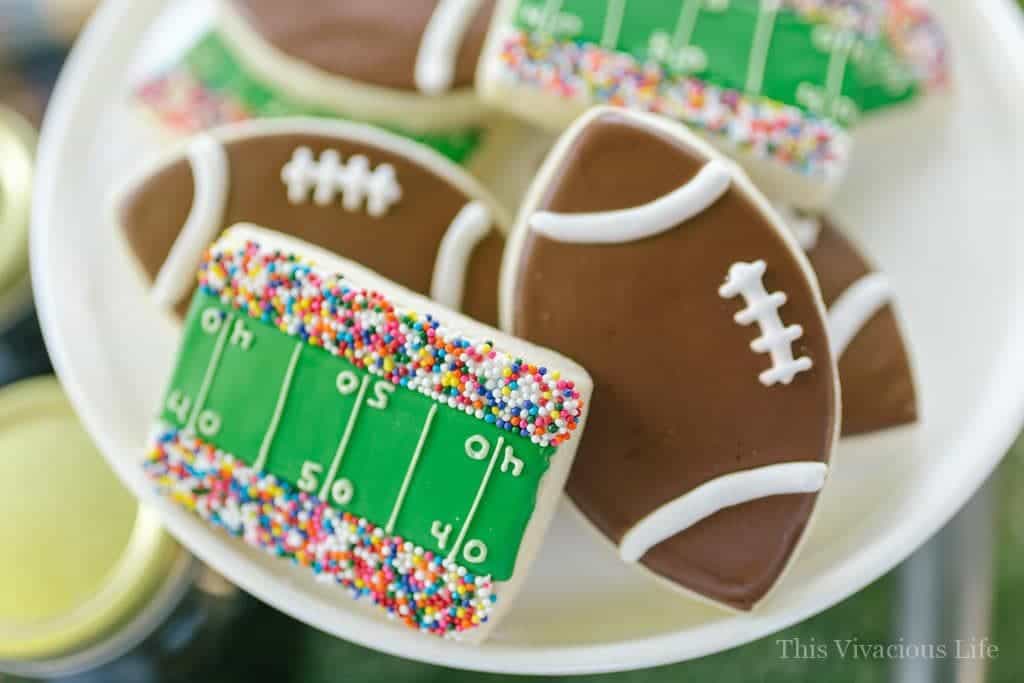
[217,0,496,131]
[229,0,494,92]
[500,107,840,611]
[775,207,918,437]
[114,118,506,326]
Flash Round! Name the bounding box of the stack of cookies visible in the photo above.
[115,0,948,641]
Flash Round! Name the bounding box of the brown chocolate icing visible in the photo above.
[229,0,496,91]
[507,112,837,610]
[119,132,503,326]
[807,219,917,436]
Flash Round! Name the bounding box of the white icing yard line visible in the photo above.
[825,31,852,117]
[448,436,503,563]
[746,0,780,95]
[385,404,439,534]
[185,313,234,434]
[601,0,627,48]
[674,0,703,50]
[253,342,303,472]
[319,375,371,500]
[540,0,564,35]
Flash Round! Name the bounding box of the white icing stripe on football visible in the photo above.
[528,159,733,244]
[828,272,892,357]
[430,200,491,310]
[416,0,487,95]
[151,135,229,309]
[618,461,829,563]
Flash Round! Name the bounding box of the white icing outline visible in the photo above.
[216,0,486,133]
[430,200,492,309]
[773,202,822,251]
[828,272,891,357]
[528,159,732,244]
[618,462,828,563]
[416,0,487,95]
[151,135,228,309]
[720,260,814,386]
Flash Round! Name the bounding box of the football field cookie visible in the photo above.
[477,0,950,209]
[500,107,840,611]
[114,118,507,327]
[144,225,592,641]
[776,207,917,437]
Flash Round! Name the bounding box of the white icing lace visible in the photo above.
[719,260,813,387]
[281,147,403,217]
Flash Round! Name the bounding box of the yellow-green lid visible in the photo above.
[0,377,181,660]
[0,106,34,300]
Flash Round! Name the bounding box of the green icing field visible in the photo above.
[161,293,554,580]
[512,0,922,125]
[184,32,484,164]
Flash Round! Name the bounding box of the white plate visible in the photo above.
[30,0,1024,674]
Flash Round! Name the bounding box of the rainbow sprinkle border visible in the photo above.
[496,29,850,181]
[145,427,495,637]
[200,239,584,448]
[136,68,251,134]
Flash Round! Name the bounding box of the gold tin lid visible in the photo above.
[0,376,182,660]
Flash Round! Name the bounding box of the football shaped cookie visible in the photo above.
[501,107,840,611]
[218,0,496,134]
[145,224,592,641]
[114,118,507,327]
[775,207,918,437]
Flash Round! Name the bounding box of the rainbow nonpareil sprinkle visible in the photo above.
[199,240,584,448]
[134,32,483,164]
[496,30,850,182]
[136,68,250,134]
[145,427,496,637]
